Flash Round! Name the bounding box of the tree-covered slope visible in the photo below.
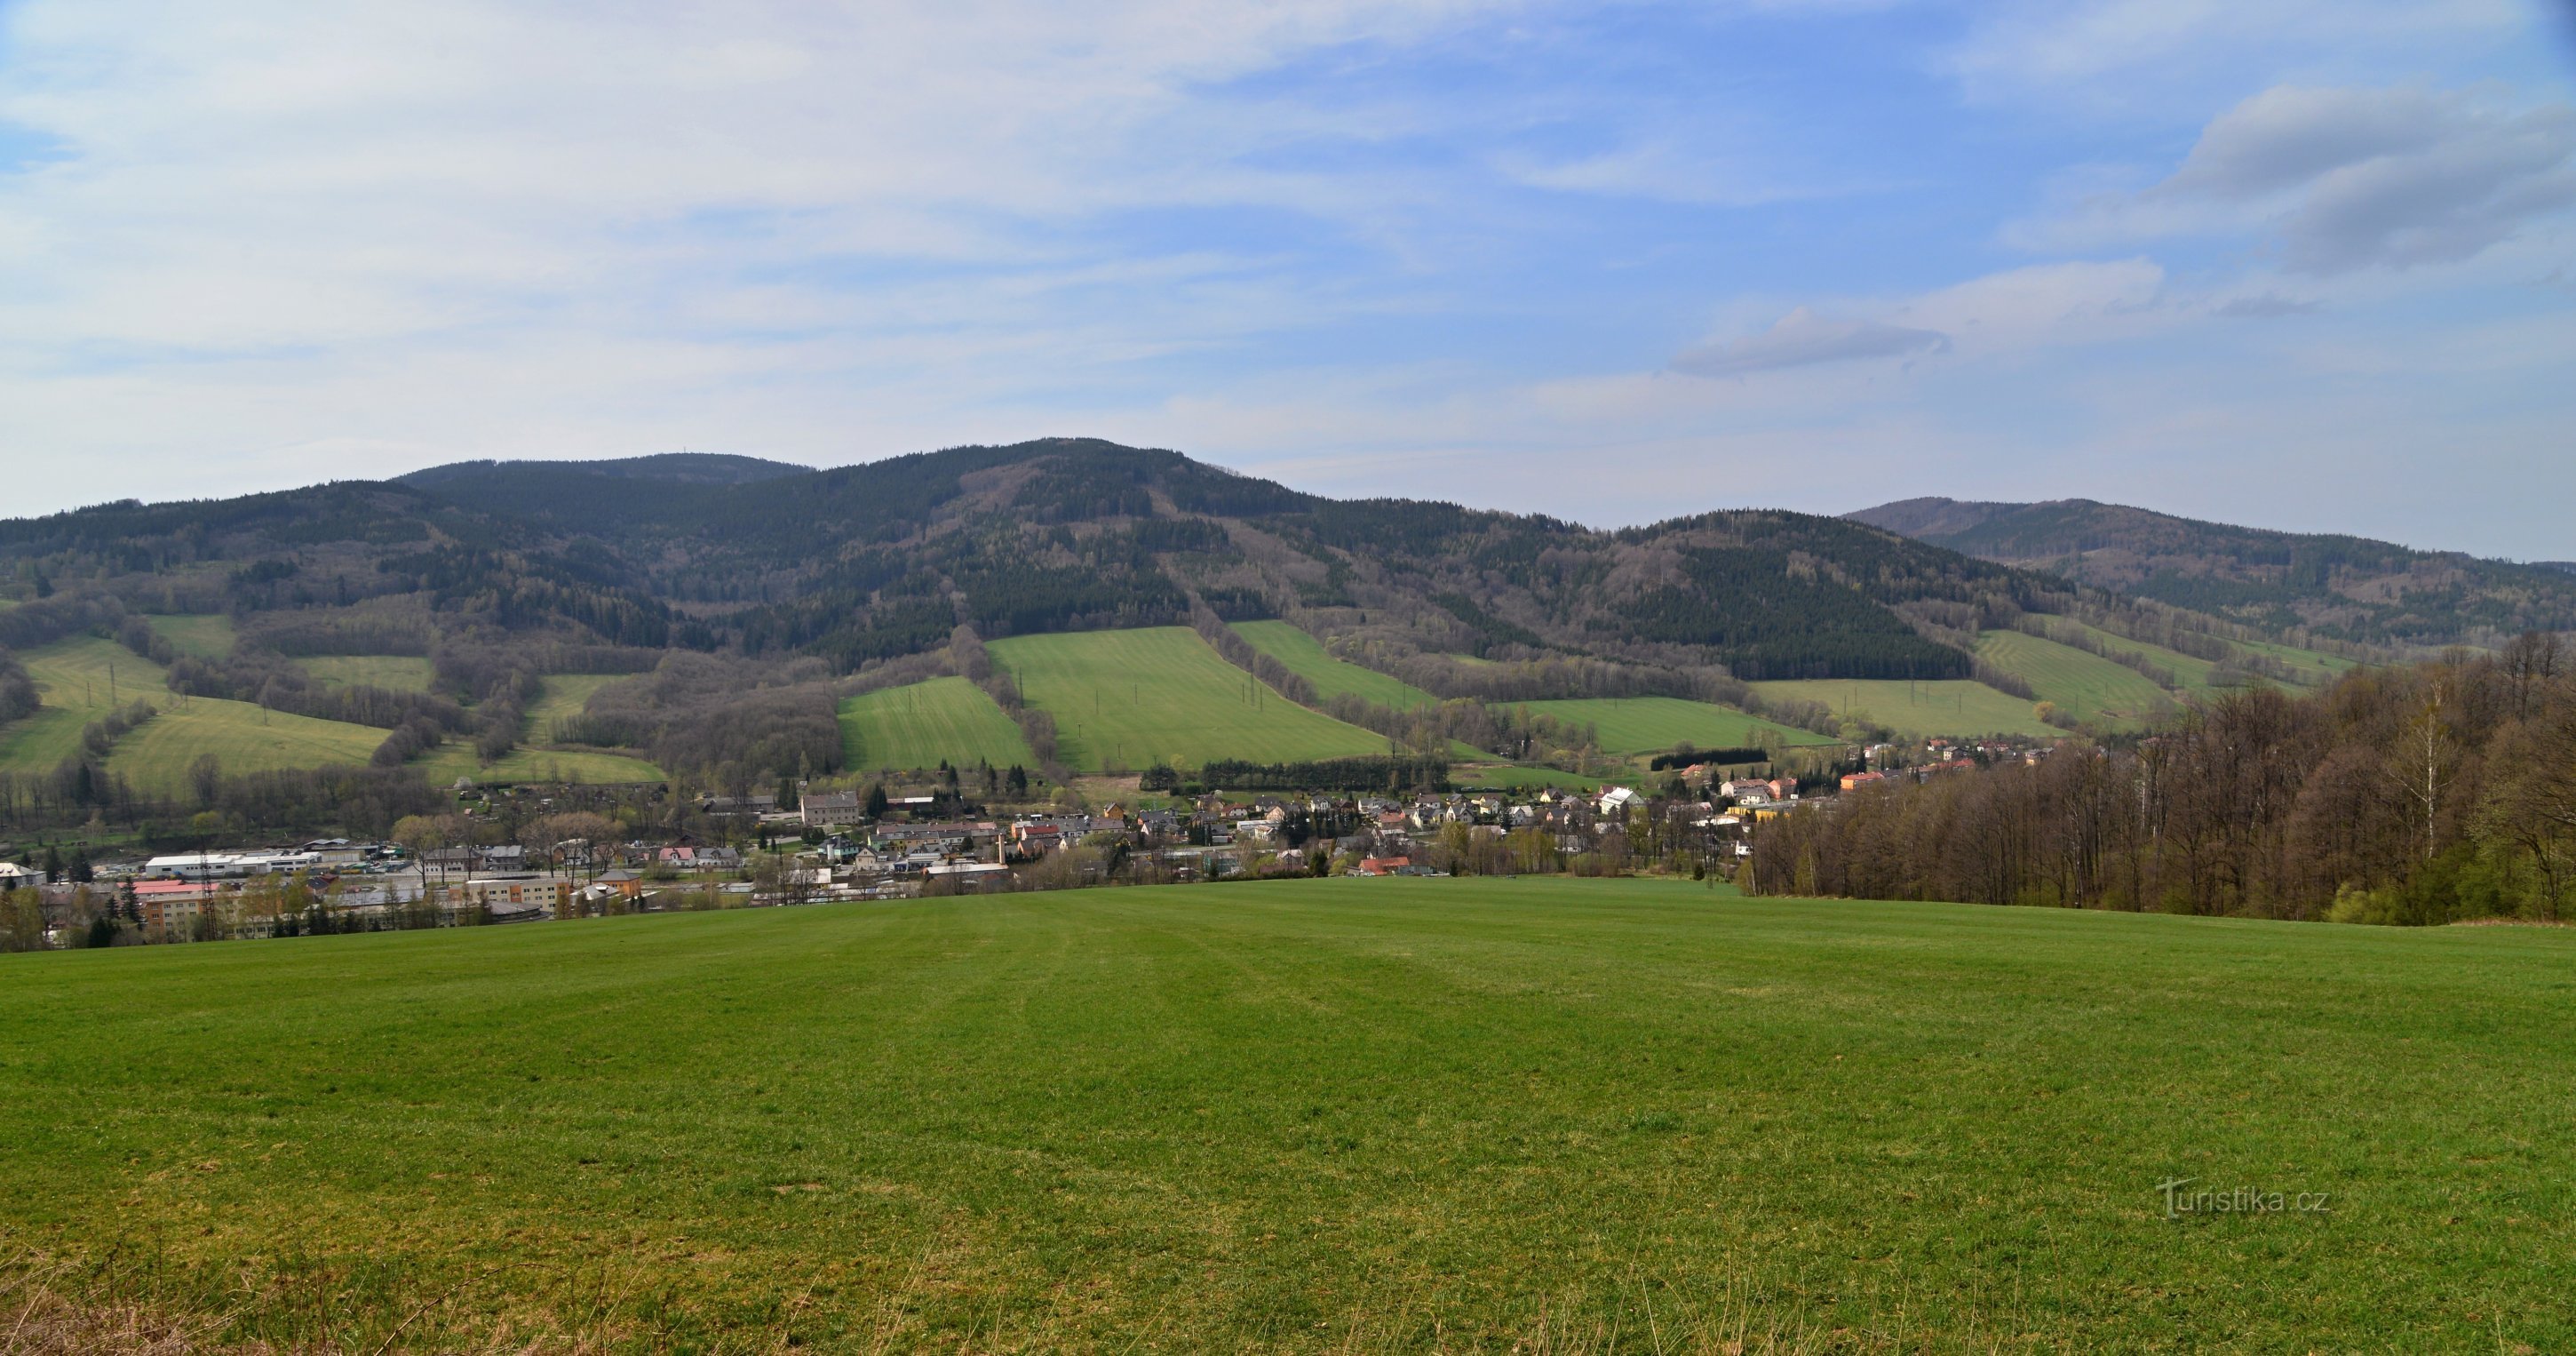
[1849,497,2576,647]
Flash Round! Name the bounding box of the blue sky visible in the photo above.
[2,0,2572,556]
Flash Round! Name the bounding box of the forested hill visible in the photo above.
[1849,496,2576,648]
[1,440,2074,684]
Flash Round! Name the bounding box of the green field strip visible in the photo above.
[990,626,1392,771]
[1511,695,1835,754]
[1748,677,2059,740]
[1974,630,2180,730]
[1230,621,1439,710]
[837,676,1037,771]
[523,674,634,738]
[142,613,236,659]
[301,656,436,692]
[417,742,665,786]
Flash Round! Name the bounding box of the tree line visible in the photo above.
[1748,634,2576,923]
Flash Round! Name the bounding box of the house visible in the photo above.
[0,861,35,888]
[480,844,526,871]
[1596,786,1640,813]
[442,874,571,914]
[1353,855,1411,876]
[1840,770,1888,792]
[593,868,645,899]
[802,791,867,827]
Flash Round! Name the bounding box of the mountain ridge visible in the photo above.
[1848,496,2576,647]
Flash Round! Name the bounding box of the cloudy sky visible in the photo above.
[4,1,2572,556]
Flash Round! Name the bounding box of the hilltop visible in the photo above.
[1849,496,2576,648]
[0,443,2381,815]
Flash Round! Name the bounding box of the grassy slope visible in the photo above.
[2,880,2569,1352]
[522,674,632,739]
[1749,677,2059,740]
[1513,695,1835,754]
[990,627,1389,771]
[2056,619,2226,695]
[300,656,436,691]
[1974,629,2178,729]
[142,613,236,659]
[1229,621,1437,710]
[0,637,385,789]
[416,743,664,786]
[838,676,1036,771]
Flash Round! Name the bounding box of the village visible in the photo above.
[0,737,2056,948]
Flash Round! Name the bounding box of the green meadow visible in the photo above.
[1230,620,1439,710]
[141,612,237,660]
[1512,695,1834,756]
[300,654,437,692]
[1973,629,2179,730]
[0,636,386,790]
[2,879,2569,1352]
[1748,677,2058,740]
[521,673,638,741]
[838,675,1036,772]
[990,626,1390,771]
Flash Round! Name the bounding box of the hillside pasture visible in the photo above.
[299,655,436,692]
[523,673,635,740]
[1974,629,2179,729]
[1749,677,2059,739]
[1230,620,1437,710]
[0,636,387,789]
[141,612,235,659]
[837,676,1035,772]
[1513,695,1834,756]
[990,626,1390,771]
[416,742,664,786]
[1,879,2568,1352]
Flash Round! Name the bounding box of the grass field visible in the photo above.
[416,743,665,786]
[1513,695,1836,756]
[1230,621,1438,710]
[838,676,1037,771]
[2053,619,2227,695]
[990,627,1390,771]
[1974,629,2179,730]
[0,638,660,788]
[522,673,636,741]
[299,655,436,692]
[3,879,2570,1352]
[2236,634,2358,684]
[0,637,387,790]
[1749,678,2059,740]
[141,612,235,659]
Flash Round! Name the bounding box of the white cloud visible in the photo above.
[1943,0,2524,104]
[1672,307,1947,377]
[2012,84,2576,275]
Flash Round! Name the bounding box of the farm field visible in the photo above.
[837,676,1036,772]
[1974,629,2178,729]
[2236,634,2358,684]
[1230,620,1437,710]
[416,742,664,786]
[141,612,236,659]
[1749,677,2058,740]
[1513,695,1834,755]
[300,655,435,691]
[2052,618,2227,694]
[990,626,1389,771]
[3,879,2570,1352]
[521,673,635,740]
[0,636,386,789]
